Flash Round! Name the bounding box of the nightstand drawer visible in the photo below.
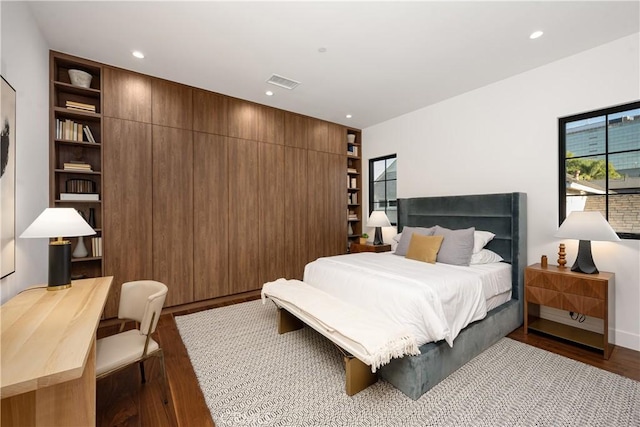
[526,287,562,309]
[525,269,564,291]
[562,294,605,319]
[562,277,606,299]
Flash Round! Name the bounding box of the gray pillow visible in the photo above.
[433,225,475,266]
[394,226,435,256]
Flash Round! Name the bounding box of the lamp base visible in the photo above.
[49,241,72,290]
[571,240,599,274]
[373,227,384,245]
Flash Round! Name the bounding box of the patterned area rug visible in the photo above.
[175,300,639,426]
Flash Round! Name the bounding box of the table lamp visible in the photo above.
[554,211,620,274]
[20,208,96,290]
[366,211,391,245]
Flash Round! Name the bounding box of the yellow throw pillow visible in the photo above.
[405,234,444,264]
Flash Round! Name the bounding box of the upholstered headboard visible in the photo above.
[397,192,527,301]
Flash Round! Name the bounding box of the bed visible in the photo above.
[265,192,527,399]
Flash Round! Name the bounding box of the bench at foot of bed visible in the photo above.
[276,307,378,396]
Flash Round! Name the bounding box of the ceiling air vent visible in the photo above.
[266,74,300,90]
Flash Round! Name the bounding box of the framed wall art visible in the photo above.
[1,76,16,279]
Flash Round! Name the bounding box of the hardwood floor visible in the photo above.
[97,305,640,427]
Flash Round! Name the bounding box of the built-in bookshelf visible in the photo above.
[347,129,362,251]
[50,51,103,279]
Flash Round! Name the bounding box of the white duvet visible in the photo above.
[303,253,511,347]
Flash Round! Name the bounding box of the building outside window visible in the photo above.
[559,101,640,239]
[369,154,397,225]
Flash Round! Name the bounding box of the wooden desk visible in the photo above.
[1,276,113,426]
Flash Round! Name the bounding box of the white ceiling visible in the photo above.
[28,1,640,129]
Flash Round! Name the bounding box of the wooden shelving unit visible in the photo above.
[346,129,362,251]
[50,51,104,279]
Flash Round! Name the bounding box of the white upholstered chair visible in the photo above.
[96,280,169,403]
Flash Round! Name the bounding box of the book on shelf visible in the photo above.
[65,178,96,193]
[56,118,87,142]
[63,161,93,171]
[347,168,358,174]
[350,177,357,188]
[91,237,103,257]
[347,145,359,156]
[65,100,96,112]
[60,193,100,201]
[83,126,97,143]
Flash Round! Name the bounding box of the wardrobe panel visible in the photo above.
[193,133,229,300]
[228,98,258,141]
[193,89,228,136]
[151,79,193,129]
[103,67,151,123]
[284,147,308,279]
[284,112,308,149]
[228,138,260,292]
[152,126,194,306]
[258,143,286,285]
[102,118,153,318]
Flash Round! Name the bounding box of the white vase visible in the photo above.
[73,236,88,258]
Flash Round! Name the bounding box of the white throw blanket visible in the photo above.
[262,278,420,372]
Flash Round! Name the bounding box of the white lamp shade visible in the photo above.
[366,211,391,228]
[20,208,96,239]
[555,211,620,242]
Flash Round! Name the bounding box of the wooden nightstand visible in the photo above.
[524,263,615,359]
[349,243,392,253]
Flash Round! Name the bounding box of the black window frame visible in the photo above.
[369,154,397,226]
[559,100,640,240]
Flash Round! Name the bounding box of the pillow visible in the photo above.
[433,225,475,266]
[405,234,444,264]
[473,230,496,254]
[392,232,403,243]
[394,226,435,256]
[470,249,504,265]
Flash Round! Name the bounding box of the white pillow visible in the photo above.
[393,232,402,243]
[473,230,496,254]
[470,249,503,264]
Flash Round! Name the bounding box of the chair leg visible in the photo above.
[158,349,169,404]
[139,360,146,384]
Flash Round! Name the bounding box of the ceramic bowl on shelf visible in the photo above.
[68,69,92,88]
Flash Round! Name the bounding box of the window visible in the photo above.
[369,155,397,225]
[559,101,640,239]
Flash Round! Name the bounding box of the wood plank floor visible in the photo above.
[96,305,640,427]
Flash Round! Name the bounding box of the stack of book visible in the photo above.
[347,210,358,221]
[63,161,93,172]
[55,119,97,143]
[347,144,359,157]
[347,168,358,174]
[91,237,103,257]
[65,100,96,113]
[348,193,358,205]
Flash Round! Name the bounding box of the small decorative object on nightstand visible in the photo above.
[557,243,566,268]
[524,263,615,359]
[350,242,391,254]
[541,255,547,268]
[359,233,368,245]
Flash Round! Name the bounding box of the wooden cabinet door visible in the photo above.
[308,119,329,153]
[193,89,227,136]
[228,138,260,293]
[228,98,258,141]
[307,151,347,262]
[103,67,151,123]
[102,118,153,318]
[327,122,346,155]
[193,132,229,300]
[257,106,284,145]
[152,125,194,306]
[258,143,286,285]
[151,79,193,129]
[284,112,309,149]
[284,147,308,279]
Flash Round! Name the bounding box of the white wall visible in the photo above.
[0,2,50,302]
[363,33,640,351]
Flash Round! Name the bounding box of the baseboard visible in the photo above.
[614,328,640,352]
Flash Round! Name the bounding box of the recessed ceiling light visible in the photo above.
[346,114,352,119]
[529,31,544,40]
[318,47,327,53]
[132,51,145,59]
[265,90,274,96]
